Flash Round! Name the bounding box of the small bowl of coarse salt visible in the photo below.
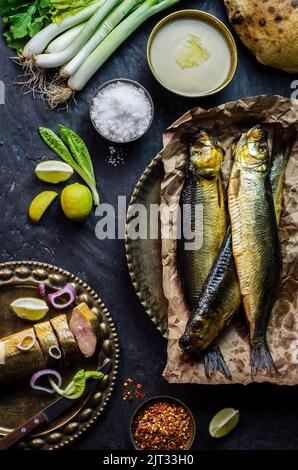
[90,78,154,144]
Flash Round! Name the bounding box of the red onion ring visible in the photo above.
[48,345,62,360]
[30,369,62,394]
[17,333,36,351]
[47,283,76,310]
[39,283,46,297]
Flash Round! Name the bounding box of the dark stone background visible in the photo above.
[0,0,297,450]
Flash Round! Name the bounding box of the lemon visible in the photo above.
[209,408,239,438]
[29,191,58,223]
[10,298,49,321]
[61,183,93,222]
[35,161,74,184]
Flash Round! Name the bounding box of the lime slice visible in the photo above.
[209,408,239,438]
[29,191,58,223]
[10,298,49,321]
[35,161,74,184]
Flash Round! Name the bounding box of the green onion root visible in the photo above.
[13,55,48,97]
[44,77,75,110]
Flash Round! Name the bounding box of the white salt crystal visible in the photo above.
[91,81,152,142]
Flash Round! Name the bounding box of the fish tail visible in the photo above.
[272,124,297,163]
[203,344,232,380]
[251,340,278,377]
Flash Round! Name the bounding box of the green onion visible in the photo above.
[35,0,121,68]
[68,0,181,92]
[61,0,143,78]
[23,0,106,57]
[46,23,87,54]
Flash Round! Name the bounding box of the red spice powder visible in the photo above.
[132,401,192,450]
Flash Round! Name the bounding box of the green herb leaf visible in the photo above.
[0,0,51,52]
[28,15,45,38]
[9,4,37,39]
[49,369,104,400]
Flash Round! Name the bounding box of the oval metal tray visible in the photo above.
[125,155,168,338]
[0,261,119,450]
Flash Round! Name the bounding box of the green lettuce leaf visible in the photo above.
[0,0,51,52]
[50,0,97,23]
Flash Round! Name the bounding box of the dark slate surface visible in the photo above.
[0,0,297,451]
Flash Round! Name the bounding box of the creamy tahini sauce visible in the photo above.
[150,19,232,96]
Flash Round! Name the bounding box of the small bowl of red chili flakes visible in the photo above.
[130,396,196,450]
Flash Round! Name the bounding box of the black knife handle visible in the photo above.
[0,411,47,450]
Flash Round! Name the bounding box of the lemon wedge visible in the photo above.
[10,298,49,321]
[209,408,239,438]
[35,161,74,184]
[29,191,58,223]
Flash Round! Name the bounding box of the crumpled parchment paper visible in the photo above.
[161,95,298,385]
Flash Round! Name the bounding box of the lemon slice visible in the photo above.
[35,161,74,184]
[10,298,49,321]
[29,191,58,223]
[209,408,239,438]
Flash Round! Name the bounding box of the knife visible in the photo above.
[0,358,112,450]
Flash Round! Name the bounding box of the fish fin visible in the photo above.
[271,124,297,165]
[203,344,232,380]
[251,341,279,377]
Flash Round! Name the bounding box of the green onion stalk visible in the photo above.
[46,0,181,107]
[35,0,122,68]
[46,23,87,54]
[23,0,106,58]
[60,0,144,78]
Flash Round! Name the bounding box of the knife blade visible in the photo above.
[0,358,112,451]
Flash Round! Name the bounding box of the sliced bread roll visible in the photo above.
[225,0,298,72]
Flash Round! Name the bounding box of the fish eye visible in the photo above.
[191,322,202,333]
[259,144,267,153]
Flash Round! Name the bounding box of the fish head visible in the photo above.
[234,125,269,171]
[179,311,219,354]
[190,130,224,178]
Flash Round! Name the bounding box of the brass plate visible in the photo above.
[125,155,168,338]
[0,261,120,450]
